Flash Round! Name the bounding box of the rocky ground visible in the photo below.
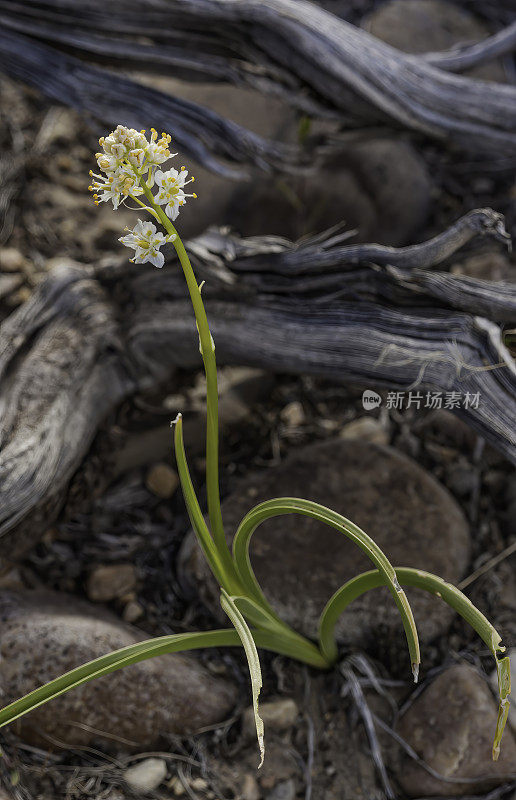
[0,1,516,799]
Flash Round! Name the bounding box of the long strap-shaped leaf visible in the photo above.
[0,625,331,731]
[319,567,511,760]
[221,589,264,766]
[232,498,420,678]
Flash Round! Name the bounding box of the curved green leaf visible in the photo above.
[319,567,510,759]
[221,589,264,766]
[232,498,420,678]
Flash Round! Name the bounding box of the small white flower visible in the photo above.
[143,128,175,170]
[118,219,175,268]
[127,148,146,169]
[96,152,119,173]
[154,167,195,220]
[89,164,144,209]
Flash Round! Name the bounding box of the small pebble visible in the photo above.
[242,773,261,800]
[11,287,31,305]
[0,569,23,590]
[0,247,27,272]
[87,564,137,602]
[242,698,298,741]
[123,758,167,792]
[169,775,186,796]
[191,777,208,791]
[340,416,388,445]
[146,462,179,499]
[280,401,305,427]
[122,600,144,624]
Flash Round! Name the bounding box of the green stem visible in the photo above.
[142,185,236,586]
[127,192,160,220]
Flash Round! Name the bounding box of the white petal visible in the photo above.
[148,251,165,268]
[154,170,165,187]
[165,202,180,220]
[118,234,138,249]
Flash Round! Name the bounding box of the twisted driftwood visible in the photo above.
[0,29,297,180]
[1,0,516,173]
[0,209,514,564]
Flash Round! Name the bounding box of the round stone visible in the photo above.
[227,138,431,245]
[0,590,236,749]
[363,0,507,83]
[394,665,516,796]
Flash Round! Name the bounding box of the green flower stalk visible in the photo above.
[0,126,509,766]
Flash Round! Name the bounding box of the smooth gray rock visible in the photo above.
[395,665,516,796]
[183,439,471,652]
[140,75,432,245]
[228,138,432,245]
[0,590,236,749]
[363,0,507,83]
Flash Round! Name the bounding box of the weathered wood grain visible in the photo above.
[1,0,516,168]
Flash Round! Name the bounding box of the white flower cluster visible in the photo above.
[89,125,196,267]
